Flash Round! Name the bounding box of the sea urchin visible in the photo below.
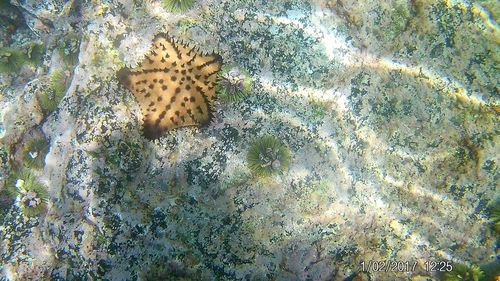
[22,137,49,169]
[217,64,252,102]
[161,0,197,13]
[12,171,48,217]
[489,200,500,234]
[247,136,291,177]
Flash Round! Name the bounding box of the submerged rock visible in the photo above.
[0,0,498,280]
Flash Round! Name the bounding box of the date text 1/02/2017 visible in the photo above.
[359,260,453,272]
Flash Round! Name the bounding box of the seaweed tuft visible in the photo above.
[247,136,291,177]
[440,263,484,281]
[36,68,69,115]
[25,42,45,65]
[0,47,28,73]
[0,43,44,73]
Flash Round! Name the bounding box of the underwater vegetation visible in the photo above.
[7,170,48,217]
[161,0,196,13]
[440,263,484,281]
[25,43,45,65]
[57,32,80,64]
[488,200,500,234]
[479,258,500,281]
[0,47,24,73]
[247,136,291,177]
[0,44,44,73]
[216,64,252,102]
[36,68,68,115]
[22,137,49,169]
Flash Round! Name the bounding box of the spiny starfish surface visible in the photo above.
[118,33,222,139]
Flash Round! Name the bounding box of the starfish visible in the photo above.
[118,33,222,139]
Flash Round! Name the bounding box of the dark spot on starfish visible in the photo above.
[196,106,203,114]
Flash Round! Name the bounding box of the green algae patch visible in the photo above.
[0,43,44,73]
[440,263,484,281]
[0,47,29,73]
[36,68,69,115]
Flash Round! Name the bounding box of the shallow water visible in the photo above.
[0,0,499,280]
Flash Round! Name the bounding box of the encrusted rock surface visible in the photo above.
[0,0,499,280]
